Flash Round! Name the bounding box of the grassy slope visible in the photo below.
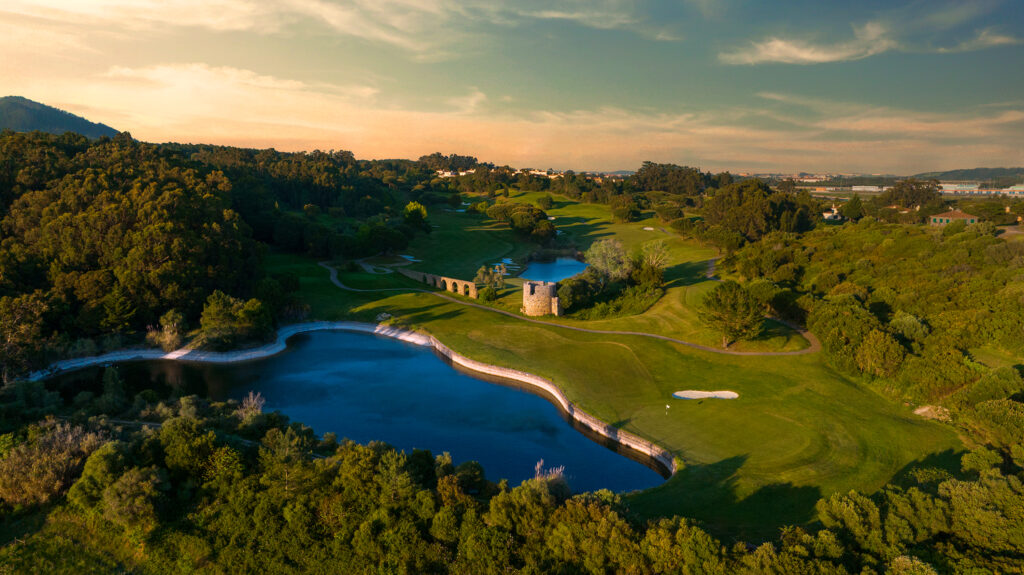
[268,242,963,540]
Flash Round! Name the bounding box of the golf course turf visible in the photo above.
[265,193,965,541]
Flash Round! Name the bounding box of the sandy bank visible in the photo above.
[673,390,739,400]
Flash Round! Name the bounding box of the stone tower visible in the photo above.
[522,281,562,316]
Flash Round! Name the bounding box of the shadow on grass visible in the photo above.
[555,218,615,250]
[627,455,822,544]
[886,448,967,490]
[663,260,713,288]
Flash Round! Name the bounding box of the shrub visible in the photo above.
[478,287,498,302]
[0,422,106,506]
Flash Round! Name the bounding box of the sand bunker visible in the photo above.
[673,390,739,400]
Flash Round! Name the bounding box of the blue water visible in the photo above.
[63,331,664,493]
[520,257,589,282]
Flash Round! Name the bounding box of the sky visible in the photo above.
[2,0,1022,173]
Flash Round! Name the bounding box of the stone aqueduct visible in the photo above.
[397,267,560,317]
[396,268,479,298]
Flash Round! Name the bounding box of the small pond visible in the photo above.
[520,257,589,283]
[52,331,664,493]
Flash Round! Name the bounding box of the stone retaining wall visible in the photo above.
[425,335,677,474]
[396,268,478,298]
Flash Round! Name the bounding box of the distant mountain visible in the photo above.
[0,96,119,138]
[913,167,1024,181]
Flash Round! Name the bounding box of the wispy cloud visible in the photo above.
[936,29,1023,53]
[2,0,677,59]
[721,0,1020,65]
[8,62,1021,173]
[448,88,488,114]
[720,22,897,65]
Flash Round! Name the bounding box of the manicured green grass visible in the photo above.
[402,210,536,279]
[462,191,805,352]
[267,254,964,541]
[263,193,964,540]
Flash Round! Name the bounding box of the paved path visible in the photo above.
[319,262,821,357]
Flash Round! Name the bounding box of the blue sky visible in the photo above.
[2,0,1022,172]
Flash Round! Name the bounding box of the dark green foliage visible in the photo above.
[477,286,498,301]
[630,161,715,196]
[841,194,864,220]
[485,202,556,242]
[878,179,941,209]
[698,281,764,348]
[703,179,815,242]
[729,219,1024,424]
[199,291,272,350]
[417,152,478,173]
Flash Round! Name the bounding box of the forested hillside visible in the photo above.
[0,133,441,381]
[725,220,1024,449]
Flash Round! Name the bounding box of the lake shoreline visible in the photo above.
[30,321,678,477]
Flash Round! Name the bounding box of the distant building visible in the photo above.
[852,185,883,193]
[822,204,843,221]
[929,209,978,226]
[522,281,562,316]
[940,183,981,194]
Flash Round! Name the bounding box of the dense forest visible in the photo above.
[1,377,1021,574]
[0,132,451,381]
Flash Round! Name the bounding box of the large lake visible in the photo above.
[54,331,664,493]
[520,257,589,283]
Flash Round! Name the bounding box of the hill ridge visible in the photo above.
[0,95,119,138]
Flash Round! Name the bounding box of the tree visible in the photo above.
[0,422,105,506]
[102,466,163,536]
[855,330,906,377]
[68,441,127,512]
[585,239,632,290]
[698,281,764,348]
[101,284,136,333]
[474,264,506,291]
[403,201,429,231]
[841,194,864,220]
[199,291,272,350]
[880,178,940,208]
[0,292,48,383]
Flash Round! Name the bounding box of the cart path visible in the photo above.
[319,262,821,357]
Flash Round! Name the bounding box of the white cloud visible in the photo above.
[720,22,897,65]
[721,1,1021,66]
[936,29,1023,53]
[448,88,488,114]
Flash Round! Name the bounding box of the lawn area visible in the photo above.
[427,190,806,352]
[267,253,964,542]
[401,209,536,279]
